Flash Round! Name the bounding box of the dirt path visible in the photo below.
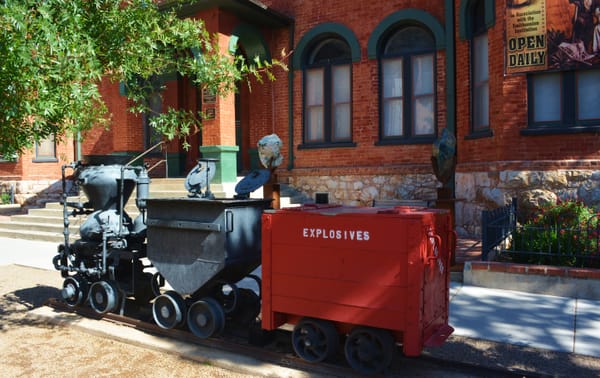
[0,265,258,378]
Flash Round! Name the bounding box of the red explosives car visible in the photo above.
[261,204,455,374]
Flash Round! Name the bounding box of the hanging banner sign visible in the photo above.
[505,0,600,74]
[506,0,548,73]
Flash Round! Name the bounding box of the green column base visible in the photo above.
[199,145,239,184]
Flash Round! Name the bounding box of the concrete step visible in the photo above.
[0,220,80,234]
[10,214,72,224]
[1,177,309,243]
[0,228,72,243]
[44,202,140,214]
[29,205,140,217]
[148,190,201,198]
[27,208,73,217]
[147,178,186,190]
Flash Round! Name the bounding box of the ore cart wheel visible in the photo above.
[233,288,260,325]
[214,282,239,314]
[152,290,186,329]
[344,327,395,374]
[292,318,340,363]
[89,281,119,314]
[187,297,225,339]
[61,276,88,307]
[246,274,262,299]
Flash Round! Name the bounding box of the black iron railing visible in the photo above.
[482,199,600,268]
[481,198,517,260]
[500,215,600,268]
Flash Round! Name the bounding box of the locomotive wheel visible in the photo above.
[292,318,339,363]
[61,276,88,307]
[89,280,120,314]
[187,297,225,339]
[152,291,186,329]
[344,327,395,374]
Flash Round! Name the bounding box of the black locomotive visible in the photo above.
[53,157,269,337]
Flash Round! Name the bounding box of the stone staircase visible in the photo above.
[0,178,307,243]
[0,178,189,243]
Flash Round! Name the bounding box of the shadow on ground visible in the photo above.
[426,335,600,377]
[0,285,61,331]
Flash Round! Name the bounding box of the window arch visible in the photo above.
[302,36,353,146]
[459,0,495,40]
[378,25,436,143]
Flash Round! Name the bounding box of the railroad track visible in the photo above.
[45,297,362,377]
[45,298,538,377]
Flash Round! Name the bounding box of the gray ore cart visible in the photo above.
[145,197,271,338]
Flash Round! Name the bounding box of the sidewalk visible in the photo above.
[1,236,599,365]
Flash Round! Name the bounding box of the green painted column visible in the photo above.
[199,145,239,183]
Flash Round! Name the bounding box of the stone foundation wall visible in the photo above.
[0,179,75,207]
[288,173,439,207]
[455,170,600,238]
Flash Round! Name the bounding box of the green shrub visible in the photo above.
[510,199,599,268]
[0,192,10,205]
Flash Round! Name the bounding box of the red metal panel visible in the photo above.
[261,213,277,329]
[261,205,453,356]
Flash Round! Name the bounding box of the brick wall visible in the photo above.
[259,0,448,177]
[6,0,600,231]
[0,138,74,205]
[455,0,600,169]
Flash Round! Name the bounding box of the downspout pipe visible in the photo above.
[76,131,82,162]
[445,0,457,195]
[287,21,295,170]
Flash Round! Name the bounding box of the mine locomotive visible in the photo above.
[53,140,454,374]
[53,158,154,313]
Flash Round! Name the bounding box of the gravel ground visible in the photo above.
[0,264,258,378]
[2,263,600,377]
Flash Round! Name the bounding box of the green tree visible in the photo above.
[0,0,281,156]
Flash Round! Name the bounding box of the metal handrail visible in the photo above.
[118,141,168,236]
[125,141,166,167]
[147,159,168,177]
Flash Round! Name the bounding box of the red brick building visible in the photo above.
[2,0,599,237]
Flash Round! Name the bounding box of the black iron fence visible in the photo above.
[482,198,517,260]
[482,198,600,269]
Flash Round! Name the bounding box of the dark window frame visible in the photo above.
[300,37,356,149]
[33,135,57,163]
[523,69,600,136]
[467,0,492,139]
[376,25,437,146]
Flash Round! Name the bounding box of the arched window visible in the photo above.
[379,25,436,142]
[303,37,352,145]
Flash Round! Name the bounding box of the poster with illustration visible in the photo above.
[506,0,600,74]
